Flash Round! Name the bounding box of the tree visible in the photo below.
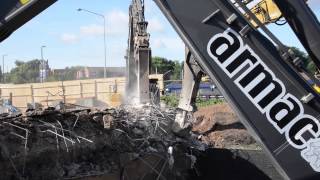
[7,60,40,84]
[151,56,175,74]
[290,47,318,74]
[62,66,82,81]
[151,56,183,80]
[171,61,183,80]
[5,59,84,84]
[0,66,3,83]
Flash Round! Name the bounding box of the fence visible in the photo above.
[0,77,126,111]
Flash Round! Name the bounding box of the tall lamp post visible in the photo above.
[78,8,107,78]
[40,45,46,83]
[2,54,7,83]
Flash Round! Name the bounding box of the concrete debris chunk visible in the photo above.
[103,114,114,129]
[0,99,21,116]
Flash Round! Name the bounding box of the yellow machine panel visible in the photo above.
[20,0,30,5]
[201,76,210,82]
[248,0,282,27]
[313,84,320,94]
[247,0,308,27]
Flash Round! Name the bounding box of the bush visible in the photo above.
[196,98,224,107]
[161,95,179,107]
[161,95,224,108]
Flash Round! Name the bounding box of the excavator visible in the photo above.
[1,0,320,179]
[125,0,152,105]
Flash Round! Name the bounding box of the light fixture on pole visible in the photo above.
[40,45,46,83]
[78,8,107,78]
[2,54,7,83]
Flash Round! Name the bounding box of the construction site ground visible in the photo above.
[192,103,283,180]
[193,103,259,150]
[0,103,283,180]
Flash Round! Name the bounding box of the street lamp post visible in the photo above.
[78,8,107,78]
[2,54,7,83]
[40,45,46,83]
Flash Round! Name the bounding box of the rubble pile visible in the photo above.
[0,104,204,180]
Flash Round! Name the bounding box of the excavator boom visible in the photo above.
[154,0,320,179]
[0,0,56,42]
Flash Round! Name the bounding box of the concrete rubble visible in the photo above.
[0,103,205,180]
[0,99,20,117]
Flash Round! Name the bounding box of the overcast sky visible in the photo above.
[0,0,319,71]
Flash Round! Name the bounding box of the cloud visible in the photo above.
[148,18,164,33]
[60,33,78,44]
[79,10,129,38]
[145,0,160,16]
[80,24,104,36]
[106,9,129,36]
[79,9,164,38]
[309,0,320,10]
[151,37,184,50]
[152,38,166,48]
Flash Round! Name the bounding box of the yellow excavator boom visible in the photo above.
[248,0,308,27]
[247,0,282,26]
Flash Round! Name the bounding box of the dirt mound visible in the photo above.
[193,103,239,134]
[202,129,257,149]
[192,103,258,149]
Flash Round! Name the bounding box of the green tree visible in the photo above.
[171,60,183,80]
[7,59,40,84]
[151,56,175,74]
[62,66,82,81]
[0,66,3,83]
[151,56,183,80]
[290,47,318,74]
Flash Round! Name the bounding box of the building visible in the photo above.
[51,69,67,76]
[76,67,126,79]
[50,68,77,80]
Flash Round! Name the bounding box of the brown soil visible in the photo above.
[192,103,259,149]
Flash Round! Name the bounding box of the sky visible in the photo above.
[0,0,319,72]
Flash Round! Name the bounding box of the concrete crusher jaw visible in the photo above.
[154,0,320,179]
[172,49,203,135]
[125,0,152,105]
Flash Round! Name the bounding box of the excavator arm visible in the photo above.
[155,0,320,179]
[125,0,152,104]
[1,0,320,179]
[0,0,56,42]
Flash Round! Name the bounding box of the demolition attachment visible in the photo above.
[125,0,152,105]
